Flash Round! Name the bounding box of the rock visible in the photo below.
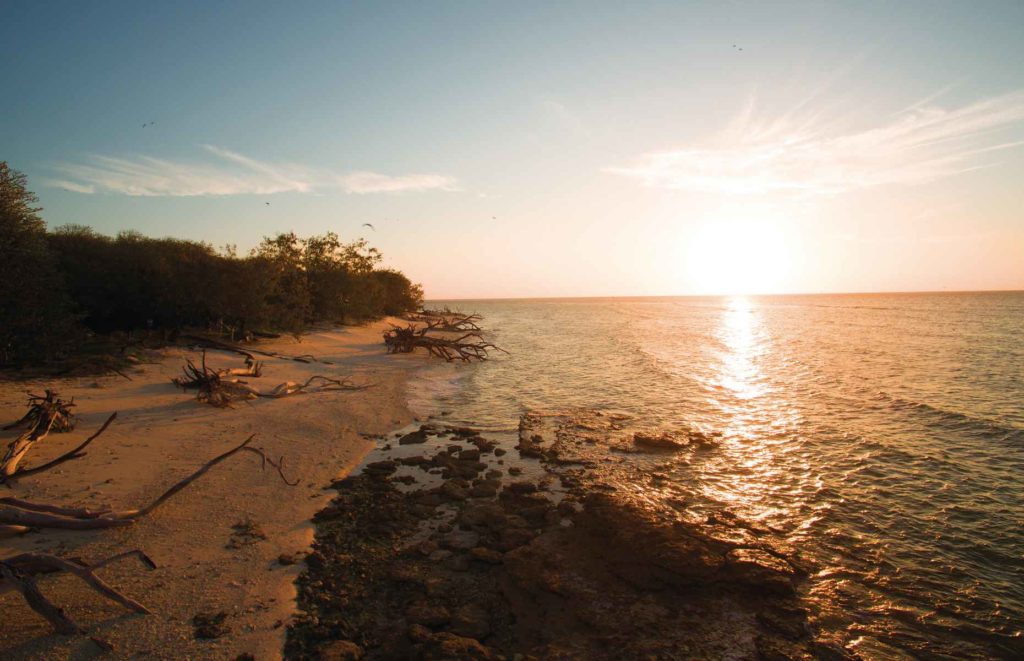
[458,503,507,529]
[364,459,397,475]
[277,553,300,566]
[400,455,431,466]
[440,481,469,501]
[493,448,506,457]
[485,469,503,480]
[429,549,453,562]
[507,481,537,495]
[406,602,451,627]
[458,449,481,461]
[443,529,481,550]
[468,547,503,564]
[507,467,523,476]
[447,444,462,454]
[633,431,688,451]
[318,640,364,660]
[518,504,553,526]
[450,603,491,640]
[446,553,471,572]
[408,623,433,643]
[192,611,229,639]
[399,430,429,445]
[448,427,481,438]
[469,482,499,498]
[421,632,495,660]
[498,527,536,551]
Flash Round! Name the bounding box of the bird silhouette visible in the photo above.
[362,223,376,231]
[265,202,270,206]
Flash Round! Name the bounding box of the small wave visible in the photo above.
[875,392,1024,442]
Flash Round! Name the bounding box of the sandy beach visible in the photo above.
[0,320,425,659]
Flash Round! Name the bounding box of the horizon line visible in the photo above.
[426,288,1024,302]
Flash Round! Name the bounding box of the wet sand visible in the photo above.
[0,321,425,659]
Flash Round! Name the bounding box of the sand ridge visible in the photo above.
[0,321,427,659]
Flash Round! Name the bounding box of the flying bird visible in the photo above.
[362,223,376,231]
[265,202,270,206]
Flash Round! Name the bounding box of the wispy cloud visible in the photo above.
[50,145,459,196]
[608,90,1024,196]
[43,179,96,194]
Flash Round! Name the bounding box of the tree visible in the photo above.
[0,163,75,364]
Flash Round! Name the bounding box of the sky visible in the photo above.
[2,0,1023,298]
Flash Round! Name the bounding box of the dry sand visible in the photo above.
[0,321,431,660]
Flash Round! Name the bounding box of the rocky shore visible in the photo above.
[288,411,826,660]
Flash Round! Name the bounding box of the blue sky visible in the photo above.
[3,1,1023,297]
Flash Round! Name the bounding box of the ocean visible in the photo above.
[411,292,1023,659]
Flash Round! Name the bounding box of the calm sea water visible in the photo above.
[414,292,1023,659]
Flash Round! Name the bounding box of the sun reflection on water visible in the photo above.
[698,297,810,528]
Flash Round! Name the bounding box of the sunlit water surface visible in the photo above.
[408,292,1024,658]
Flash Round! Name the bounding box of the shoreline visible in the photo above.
[0,320,426,659]
[288,410,821,659]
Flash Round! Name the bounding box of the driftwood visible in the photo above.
[0,435,295,531]
[173,351,263,388]
[1,391,77,480]
[403,312,483,333]
[0,550,156,636]
[181,335,334,365]
[384,324,507,362]
[1,412,118,484]
[174,353,364,407]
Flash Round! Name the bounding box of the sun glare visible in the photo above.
[685,217,792,295]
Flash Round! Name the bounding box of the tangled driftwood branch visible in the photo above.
[174,354,366,407]
[384,324,507,362]
[1,391,79,481]
[0,550,156,637]
[0,435,296,531]
[2,412,118,485]
[404,312,482,332]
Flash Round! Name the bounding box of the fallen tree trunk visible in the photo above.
[384,324,507,362]
[0,435,295,530]
[181,335,334,365]
[1,391,77,480]
[0,550,156,637]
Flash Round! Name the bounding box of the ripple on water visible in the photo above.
[418,292,1024,658]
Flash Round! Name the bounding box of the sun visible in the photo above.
[684,217,793,295]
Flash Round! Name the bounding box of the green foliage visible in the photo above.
[0,163,76,364]
[1,165,423,364]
